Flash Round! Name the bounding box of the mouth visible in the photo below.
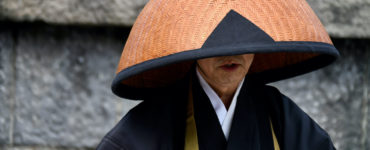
[219,63,240,72]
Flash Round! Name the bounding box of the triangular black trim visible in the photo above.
[202,10,274,48]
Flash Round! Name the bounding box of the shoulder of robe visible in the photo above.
[96,82,188,150]
[261,85,336,150]
[95,100,158,150]
[96,99,178,150]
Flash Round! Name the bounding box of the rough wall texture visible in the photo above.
[271,39,370,150]
[0,27,14,145]
[0,0,370,38]
[0,22,369,150]
[0,0,370,150]
[0,0,148,26]
[12,25,118,147]
[0,23,141,149]
[307,0,370,38]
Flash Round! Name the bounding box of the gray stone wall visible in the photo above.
[1,0,370,38]
[0,0,149,26]
[0,23,141,149]
[306,0,370,38]
[0,0,369,150]
[0,22,369,150]
[271,39,370,150]
[0,24,15,145]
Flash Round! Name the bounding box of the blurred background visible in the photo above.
[0,0,369,150]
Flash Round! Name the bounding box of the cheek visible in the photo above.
[197,59,215,74]
[241,54,254,70]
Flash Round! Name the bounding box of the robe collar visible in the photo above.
[192,71,275,150]
[195,67,245,139]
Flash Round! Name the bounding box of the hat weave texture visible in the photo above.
[112,0,339,99]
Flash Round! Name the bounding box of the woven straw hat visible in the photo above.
[112,0,339,99]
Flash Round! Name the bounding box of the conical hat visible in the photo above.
[112,0,339,99]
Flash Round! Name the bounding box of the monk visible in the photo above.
[97,0,339,149]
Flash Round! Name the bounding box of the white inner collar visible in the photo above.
[196,67,245,139]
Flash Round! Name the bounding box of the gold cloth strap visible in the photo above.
[184,84,199,150]
[270,119,280,150]
[184,83,280,150]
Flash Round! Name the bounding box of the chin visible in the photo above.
[217,77,243,85]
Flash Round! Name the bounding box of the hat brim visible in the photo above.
[112,41,338,99]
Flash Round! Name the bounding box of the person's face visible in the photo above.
[196,54,254,85]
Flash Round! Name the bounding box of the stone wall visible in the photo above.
[1,0,370,150]
[306,0,370,38]
[1,0,370,38]
[0,0,149,26]
[271,39,370,150]
[0,22,369,150]
[0,23,141,149]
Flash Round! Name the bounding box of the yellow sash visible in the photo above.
[184,87,199,150]
[184,85,280,150]
[270,119,280,150]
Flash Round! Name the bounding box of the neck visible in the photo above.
[196,68,241,109]
[208,82,239,109]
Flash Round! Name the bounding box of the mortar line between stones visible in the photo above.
[3,145,95,150]
[9,26,18,146]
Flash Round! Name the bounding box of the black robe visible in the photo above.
[97,73,336,150]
